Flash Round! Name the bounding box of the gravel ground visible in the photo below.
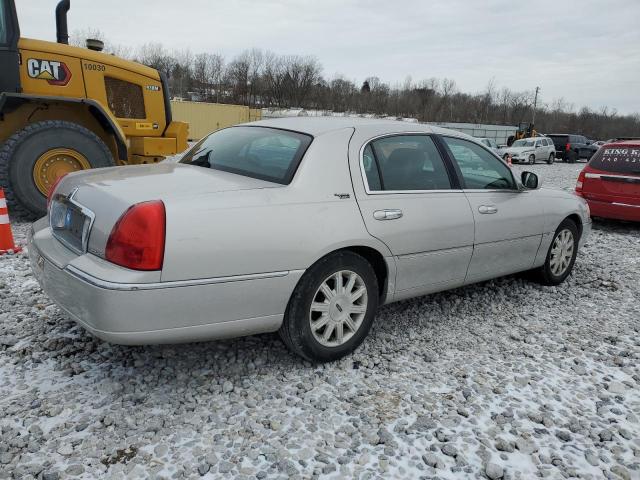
[1,162,639,480]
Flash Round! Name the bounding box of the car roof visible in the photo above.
[604,140,640,147]
[248,116,447,137]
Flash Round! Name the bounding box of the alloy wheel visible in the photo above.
[309,270,368,347]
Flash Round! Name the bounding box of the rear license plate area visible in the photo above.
[50,195,92,254]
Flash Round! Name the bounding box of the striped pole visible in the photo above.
[0,189,22,254]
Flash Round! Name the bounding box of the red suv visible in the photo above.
[576,140,640,221]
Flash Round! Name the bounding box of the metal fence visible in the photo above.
[170,100,262,140]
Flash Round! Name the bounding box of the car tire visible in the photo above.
[0,120,115,220]
[535,219,579,286]
[279,251,379,362]
[528,154,535,165]
[547,154,554,164]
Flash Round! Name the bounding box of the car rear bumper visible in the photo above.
[27,223,304,345]
[586,198,640,222]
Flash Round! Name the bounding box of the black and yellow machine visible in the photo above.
[506,122,537,146]
[0,0,189,218]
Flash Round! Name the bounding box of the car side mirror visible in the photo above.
[521,171,540,189]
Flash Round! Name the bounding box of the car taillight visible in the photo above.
[105,201,165,271]
[576,170,586,194]
[565,143,571,151]
[47,174,67,208]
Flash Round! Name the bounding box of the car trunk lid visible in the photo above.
[51,163,282,257]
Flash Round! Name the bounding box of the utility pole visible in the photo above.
[532,86,540,125]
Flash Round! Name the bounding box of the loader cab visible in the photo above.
[0,0,21,93]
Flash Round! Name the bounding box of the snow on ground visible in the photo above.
[1,162,639,479]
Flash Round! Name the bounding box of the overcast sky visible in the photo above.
[17,0,640,115]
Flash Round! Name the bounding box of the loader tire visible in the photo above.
[0,121,115,220]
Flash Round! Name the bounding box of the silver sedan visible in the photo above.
[28,118,591,362]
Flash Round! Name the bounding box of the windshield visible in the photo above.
[512,140,534,147]
[179,126,313,184]
[589,146,640,174]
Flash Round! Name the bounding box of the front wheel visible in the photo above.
[547,153,554,164]
[528,154,535,165]
[279,251,379,362]
[535,219,579,285]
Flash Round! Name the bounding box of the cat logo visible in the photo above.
[27,59,72,86]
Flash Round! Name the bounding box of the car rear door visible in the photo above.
[583,146,640,205]
[439,136,545,283]
[349,131,475,300]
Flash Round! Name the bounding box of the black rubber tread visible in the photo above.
[0,120,114,220]
[535,218,580,286]
[279,251,379,363]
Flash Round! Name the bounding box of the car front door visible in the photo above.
[350,132,475,300]
[439,136,546,283]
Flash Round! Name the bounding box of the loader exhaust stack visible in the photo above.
[55,0,70,45]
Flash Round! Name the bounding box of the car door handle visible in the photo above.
[478,205,498,214]
[373,209,403,220]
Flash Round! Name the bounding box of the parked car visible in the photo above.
[576,139,640,221]
[548,134,598,162]
[592,141,606,148]
[28,118,592,362]
[477,137,501,155]
[502,137,556,164]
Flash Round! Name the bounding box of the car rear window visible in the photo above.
[548,135,568,147]
[180,126,313,184]
[588,146,640,174]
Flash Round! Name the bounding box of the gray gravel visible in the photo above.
[1,162,639,479]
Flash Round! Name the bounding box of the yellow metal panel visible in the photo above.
[129,137,177,156]
[170,101,259,140]
[19,49,86,99]
[18,38,160,80]
[82,59,166,138]
[250,108,263,122]
[164,121,190,153]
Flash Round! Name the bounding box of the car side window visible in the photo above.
[442,136,516,190]
[365,135,452,191]
[362,144,382,191]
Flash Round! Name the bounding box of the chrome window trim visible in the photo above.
[64,265,292,291]
[358,132,458,195]
[49,188,96,255]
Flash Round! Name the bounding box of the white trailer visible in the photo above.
[426,122,518,146]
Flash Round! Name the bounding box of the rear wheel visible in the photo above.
[0,121,115,219]
[535,219,579,285]
[547,153,554,164]
[279,251,379,362]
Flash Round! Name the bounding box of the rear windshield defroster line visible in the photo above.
[180,126,313,185]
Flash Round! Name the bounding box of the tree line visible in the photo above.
[72,31,640,140]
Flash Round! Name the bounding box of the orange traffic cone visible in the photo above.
[0,189,22,254]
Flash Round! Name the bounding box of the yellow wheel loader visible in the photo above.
[0,0,188,219]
